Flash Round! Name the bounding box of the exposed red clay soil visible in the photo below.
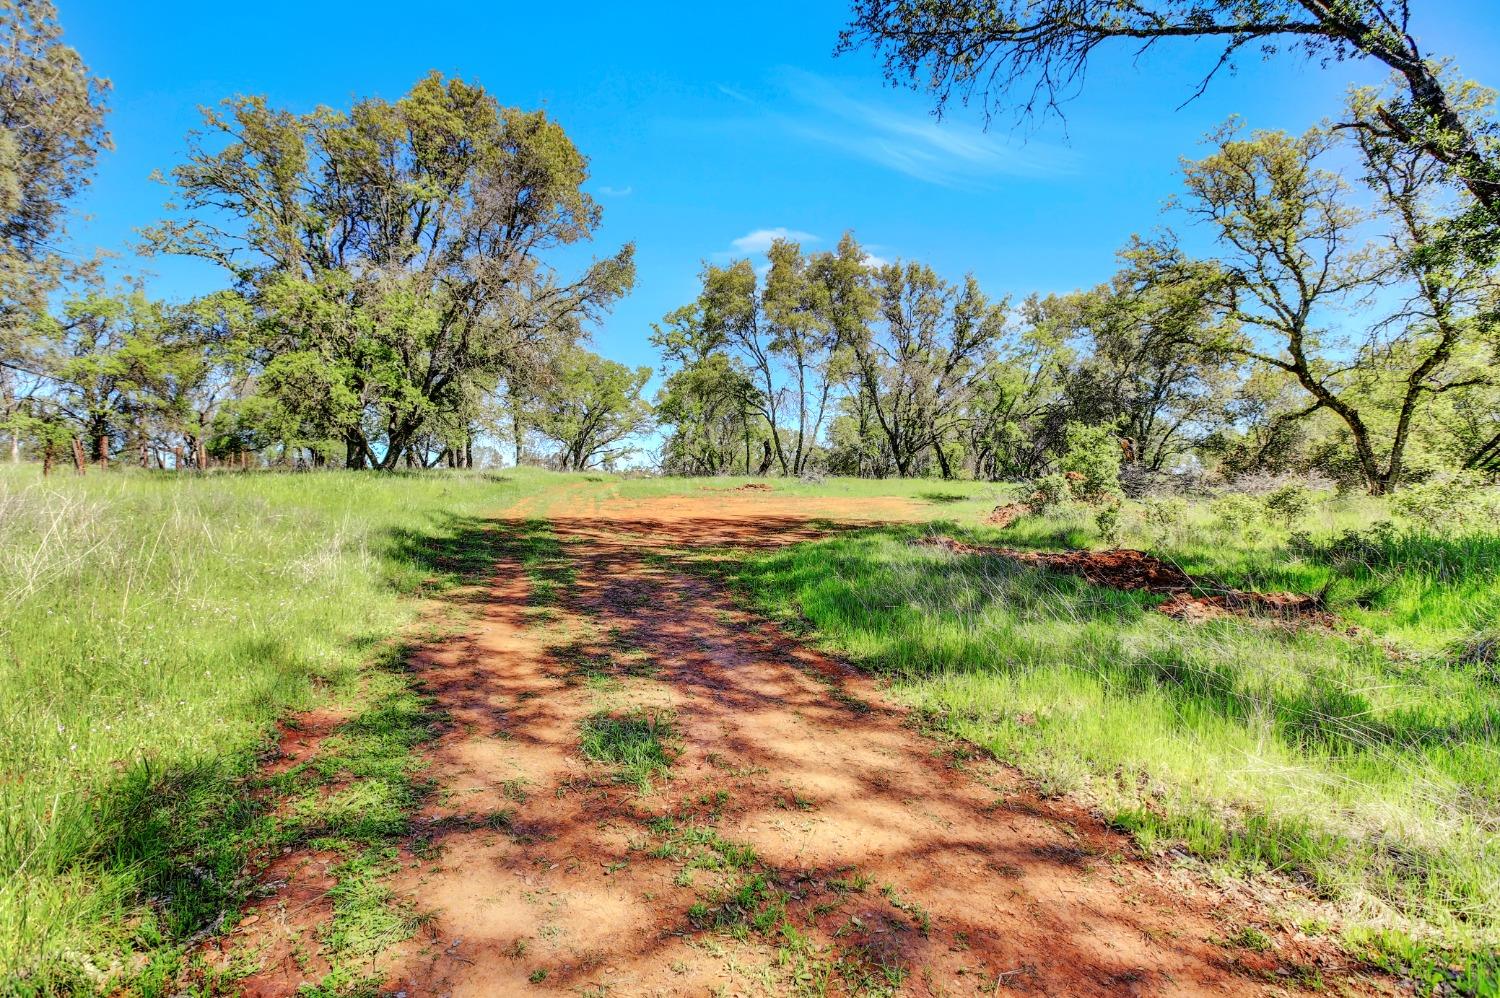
[215,489,1376,996]
[919,535,1331,623]
[984,502,1029,528]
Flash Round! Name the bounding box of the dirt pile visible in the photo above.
[919,536,1328,622]
[984,502,1029,527]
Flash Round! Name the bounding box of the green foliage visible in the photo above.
[532,346,652,471]
[1210,492,1261,534]
[1262,483,1314,526]
[1093,501,1123,546]
[148,73,634,469]
[1027,472,1072,514]
[1140,496,1188,544]
[578,710,676,791]
[0,0,110,328]
[1059,421,1121,502]
[1391,472,1489,533]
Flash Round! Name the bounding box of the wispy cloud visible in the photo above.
[755,69,1078,188]
[729,227,818,255]
[598,184,633,197]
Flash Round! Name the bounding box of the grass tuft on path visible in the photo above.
[579,710,677,791]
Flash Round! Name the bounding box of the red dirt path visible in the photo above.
[217,489,1375,996]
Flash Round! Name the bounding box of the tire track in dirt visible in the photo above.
[225,489,1380,996]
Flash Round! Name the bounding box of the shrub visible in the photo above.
[1210,493,1262,535]
[1391,473,1485,533]
[1027,472,1073,514]
[1060,422,1121,503]
[1094,502,1124,547]
[1142,497,1188,545]
[1262,483,1313,527]
[1313,520,1400,569]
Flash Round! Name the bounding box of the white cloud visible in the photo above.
[861,253,892,269]
[729,227,819,255]
[598,185,633,197]
[762,69,1079,188]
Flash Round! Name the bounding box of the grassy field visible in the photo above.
[4,466,1497,994]
[727,485,1500,991]
[0,466,565,993]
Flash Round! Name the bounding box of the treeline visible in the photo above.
[1,4,644,475]
[3,1,1497,493]
[653,113,1499,494]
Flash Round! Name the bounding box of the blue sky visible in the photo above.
[61,0,1500,387]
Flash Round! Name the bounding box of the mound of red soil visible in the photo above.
[985,503,1029,527]
[1156,591,1328,623]
[735,482,773,492]
[918,536,1328,623]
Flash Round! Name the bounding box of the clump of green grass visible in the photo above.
[320,847,430,958]
[501,517,574,607]
[579,710,677,791]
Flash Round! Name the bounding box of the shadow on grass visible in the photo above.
[720,520,1500,976]
[917,491,970,505]
[18,513,532,994]
[729,521,1498,781]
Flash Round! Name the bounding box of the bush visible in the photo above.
[1027,472,1073,514]
[1141,497,1188,545]
[1210,493,1262,535]
[1262,483,1313,526]
[1060,422,1121,504]
[1094,502,1124,546]
[1300,520,1400,569]
[1391,473,1485,533]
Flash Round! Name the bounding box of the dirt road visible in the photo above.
[227,487,1371,996]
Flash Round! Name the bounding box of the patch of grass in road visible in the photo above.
[0,465,552,993]
[638,804,914,997]
[578,710,677,792]
[320,847,431,959]
[499,517,574,608]
[725,517,1500,989]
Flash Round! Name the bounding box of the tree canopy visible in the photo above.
[148,72,634,469]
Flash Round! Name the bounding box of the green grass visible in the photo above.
[578,710,677,791]
[0,465,561,993]
[7,462,1496,994]
[726,505,1500,986]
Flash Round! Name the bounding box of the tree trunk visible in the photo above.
[512,405,524,467]
[1465,430,1500,472]
[72,437,87,475]
[755,439,774,475]
[934,442,954,480]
